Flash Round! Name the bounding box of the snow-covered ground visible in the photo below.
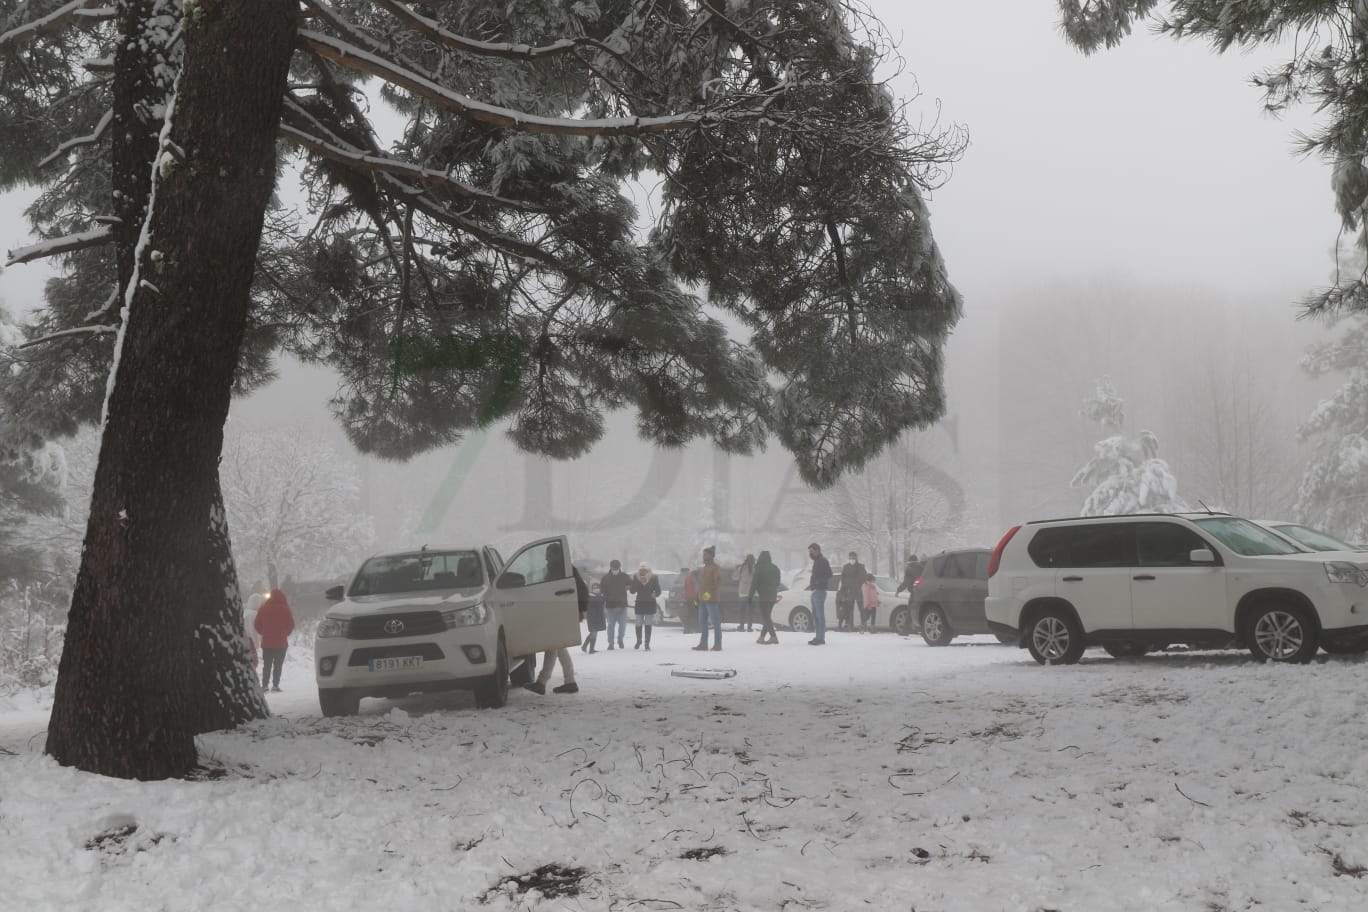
[3,629,1368,912]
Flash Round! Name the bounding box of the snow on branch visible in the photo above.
[364,0,634,67]
[278,120,542,212]
[0,0,104,50]
[6,225,113,266]
[297,30,718,137]
[37,107,113,169]
[17,323,117,350]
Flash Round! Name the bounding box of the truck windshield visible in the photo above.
[348,550,483,596]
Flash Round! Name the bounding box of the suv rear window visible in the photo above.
[1028,523,1131,568]
[931,550,990,578]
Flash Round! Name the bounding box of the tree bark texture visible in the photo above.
[189,478,269,734]
[111,0,170,295]
[46,0,297,779]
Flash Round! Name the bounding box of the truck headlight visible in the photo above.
[316,616,351,638]
[442,603,490,628]
[1323,562,1368,586]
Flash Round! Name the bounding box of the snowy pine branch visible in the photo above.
[17,323,118,350]
[278,121,541,212]
[6,226,114,266]
[365,0,637,69]
[298,30,720,137]
[37,107,112,170]
[0,0,105,50]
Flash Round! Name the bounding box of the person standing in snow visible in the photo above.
[583,582,606,653]
[806,542,832,645]
[837,551,867,631]
[732,553,756,632]
[896,554,925,597]
[243,581,265,669]
[860,573,881,631]
[628,562,661,650]
[693,546,724,651]
[599,559,632,650]
[527,542,586,695]
[254,586,295,691]
[749,551,782,644]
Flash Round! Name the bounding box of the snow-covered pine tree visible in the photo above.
[1071,378,1187,515]
[1295,316,1368,543]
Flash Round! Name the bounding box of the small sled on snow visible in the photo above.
[670,667,738,679]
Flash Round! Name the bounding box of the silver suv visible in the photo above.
[984,513,1368,665]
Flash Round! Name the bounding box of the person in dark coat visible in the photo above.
[896,553,925,596]
[254,587,295,691]
[628,562,661,650]
[583,582,607,653]
[749,551,782,644]
[837,551,867,631]
[806,542,832,646]
[599,559,632,650]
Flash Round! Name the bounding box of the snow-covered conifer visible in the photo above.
[1071,379,1186,515]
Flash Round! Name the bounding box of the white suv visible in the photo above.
[984,514,1368,665]
[314,537,581,715]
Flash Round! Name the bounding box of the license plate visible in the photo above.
[369,656,422,672]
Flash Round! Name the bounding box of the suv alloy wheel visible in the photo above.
[1025,607,1085,665]
[919,606,953,646]
[1247,602,1318,663]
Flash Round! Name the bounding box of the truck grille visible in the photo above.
[349,611,446,640]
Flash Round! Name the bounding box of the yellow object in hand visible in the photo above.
[702,592,711,601]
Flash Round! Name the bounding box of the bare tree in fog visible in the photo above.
[809,432,969,573]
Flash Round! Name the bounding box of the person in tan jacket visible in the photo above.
[693,546,725,651]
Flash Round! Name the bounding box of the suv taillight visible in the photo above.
[987,525,1020,578]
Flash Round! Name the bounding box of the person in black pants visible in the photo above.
[750,551,782,644]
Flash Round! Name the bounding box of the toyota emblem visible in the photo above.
[383,619,406,635]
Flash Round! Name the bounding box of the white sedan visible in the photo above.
[769,573,912,634]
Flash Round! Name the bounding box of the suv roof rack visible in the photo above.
[1023,511,1230,526]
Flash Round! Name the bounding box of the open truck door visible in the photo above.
[493,535,581,659]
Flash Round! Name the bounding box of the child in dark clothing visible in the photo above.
[583,582,607,653]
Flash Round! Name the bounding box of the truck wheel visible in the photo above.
[319,688,360,717]
[474,636,510,708]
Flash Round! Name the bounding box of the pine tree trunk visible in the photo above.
[46,0,297,779]
[189,478,269,734]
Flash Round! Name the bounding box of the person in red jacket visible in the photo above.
[253,588,295,692]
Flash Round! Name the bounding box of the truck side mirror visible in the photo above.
[325,585,345,601]
[1188,548,1216,564]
